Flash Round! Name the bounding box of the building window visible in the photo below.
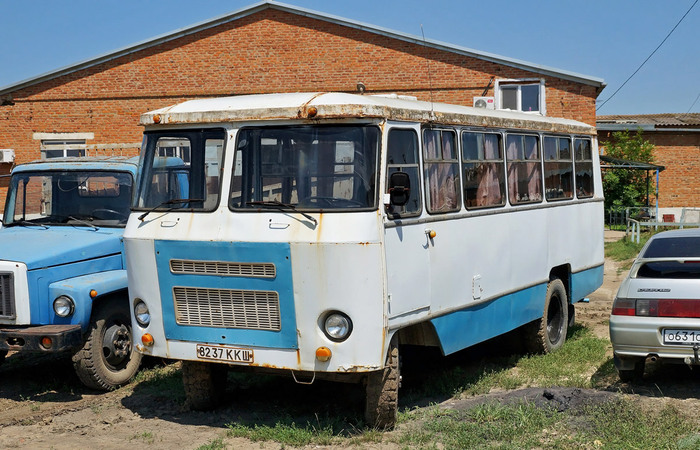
[41,140,87,159]
[496,79,545,114]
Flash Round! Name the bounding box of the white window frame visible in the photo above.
[33,132,93,159]
[495,79,546,115]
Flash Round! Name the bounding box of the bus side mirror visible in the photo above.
[388,172,411,206]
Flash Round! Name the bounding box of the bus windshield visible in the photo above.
[230,125,380,211]
[135,129,225,212]
[4,170,133,227]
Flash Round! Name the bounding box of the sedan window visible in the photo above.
[643,236,700,258]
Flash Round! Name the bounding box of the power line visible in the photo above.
[597,0,698,112]
[687,92,700,113]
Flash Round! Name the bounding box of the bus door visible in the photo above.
[383,126,430,322]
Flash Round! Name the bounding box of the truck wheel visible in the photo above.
[182,360,227,410]
[364,336,399,429]
[524,278,568,354]
[72,300,142,390]
[0,350,6,366]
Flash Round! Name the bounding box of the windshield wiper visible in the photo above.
[246,200,317,225]
[4,219,49,229]
[138,198,204,221]
[67,216,99,230]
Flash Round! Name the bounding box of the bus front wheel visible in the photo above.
[182,360,227,410]
[364,336,399,429]
[525,278,568,354]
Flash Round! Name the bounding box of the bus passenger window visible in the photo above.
[423,129,460,214]
[462,131,505,209]
[506,134,542,205]
[574,138,594,198]
[543,136,573,201]
[386,129,421,218]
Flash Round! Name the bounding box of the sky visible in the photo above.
[0,0,698,116]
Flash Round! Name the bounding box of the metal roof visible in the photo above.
[0,1,605,97]
[599,155,665,171]
[597,113,700,132]
[141,92,596,135]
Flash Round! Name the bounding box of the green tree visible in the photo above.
[602,129,656,216]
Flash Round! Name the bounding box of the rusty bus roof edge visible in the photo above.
[140,92,596,135]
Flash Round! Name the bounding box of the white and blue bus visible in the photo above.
[124,92,604,428]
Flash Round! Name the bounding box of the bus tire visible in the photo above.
[525,278,568,354]
[364,337,399,429]
[72,300,142,390]
[182,360,227,411]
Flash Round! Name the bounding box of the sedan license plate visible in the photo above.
[196,344,254,364]
[663,329,700,346]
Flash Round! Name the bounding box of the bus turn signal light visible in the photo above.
[141,333,154,347]
[315,346,331,362]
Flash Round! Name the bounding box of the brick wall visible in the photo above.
[599,130,700,208]
[0,8,598,202]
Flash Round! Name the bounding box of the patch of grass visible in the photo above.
[225,418,339,447]
[512,326,609,387]
[605,236,647,262]
[197,437,225,450]
[399,401,564,449]
[576,397,696,448]
[130,431,155,444]
[130,361,184,400]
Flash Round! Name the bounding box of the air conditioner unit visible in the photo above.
[473,97,495,109]
[0,149,15,163]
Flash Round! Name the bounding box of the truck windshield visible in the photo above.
[4,170,133,227]
[230,125,380,211]
[134,129,225,212]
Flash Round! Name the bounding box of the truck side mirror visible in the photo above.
[388,171,411,206]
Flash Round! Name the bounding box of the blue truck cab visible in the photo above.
[0,156,142,389]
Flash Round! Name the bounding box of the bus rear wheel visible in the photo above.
[182,361,228,410]
[525,278,568,354]
[364,336,399,429]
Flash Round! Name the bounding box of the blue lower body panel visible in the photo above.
[154,240,298,349]
[571,264,604,303]
[431,283,547,356]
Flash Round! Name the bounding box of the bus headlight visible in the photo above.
[322,311,353,342]
[53,295,75,318]
[134,300,151,327]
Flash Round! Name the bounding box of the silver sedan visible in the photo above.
[609,228,700,381]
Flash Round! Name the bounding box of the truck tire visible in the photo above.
[72,300,142,390]
[0,350,6,366]
[524,278,568,354]
[364,336,399,429]
[182,360,227,410]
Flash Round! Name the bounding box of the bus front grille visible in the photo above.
[0,273,16,319]
[170,260,276,278]
[173,286,281,331]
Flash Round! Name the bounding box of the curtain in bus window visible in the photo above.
[507,135,542,204]
[424,129,459,213]
[475,135,504,206]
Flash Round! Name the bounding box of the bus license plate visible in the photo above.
[196,344,254,364]
[662,329,700,345]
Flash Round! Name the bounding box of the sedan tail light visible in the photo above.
[612,297,700,318]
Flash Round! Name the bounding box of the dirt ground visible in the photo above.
[1,230,699,449]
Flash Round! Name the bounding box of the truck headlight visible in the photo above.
[322,311,352,342]
[134,300,151,327]
[53,296,75,318]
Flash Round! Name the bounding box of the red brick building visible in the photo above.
[0,1,605,203]
[597,113,700,221]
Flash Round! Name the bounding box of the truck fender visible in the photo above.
[48,269,128,331]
